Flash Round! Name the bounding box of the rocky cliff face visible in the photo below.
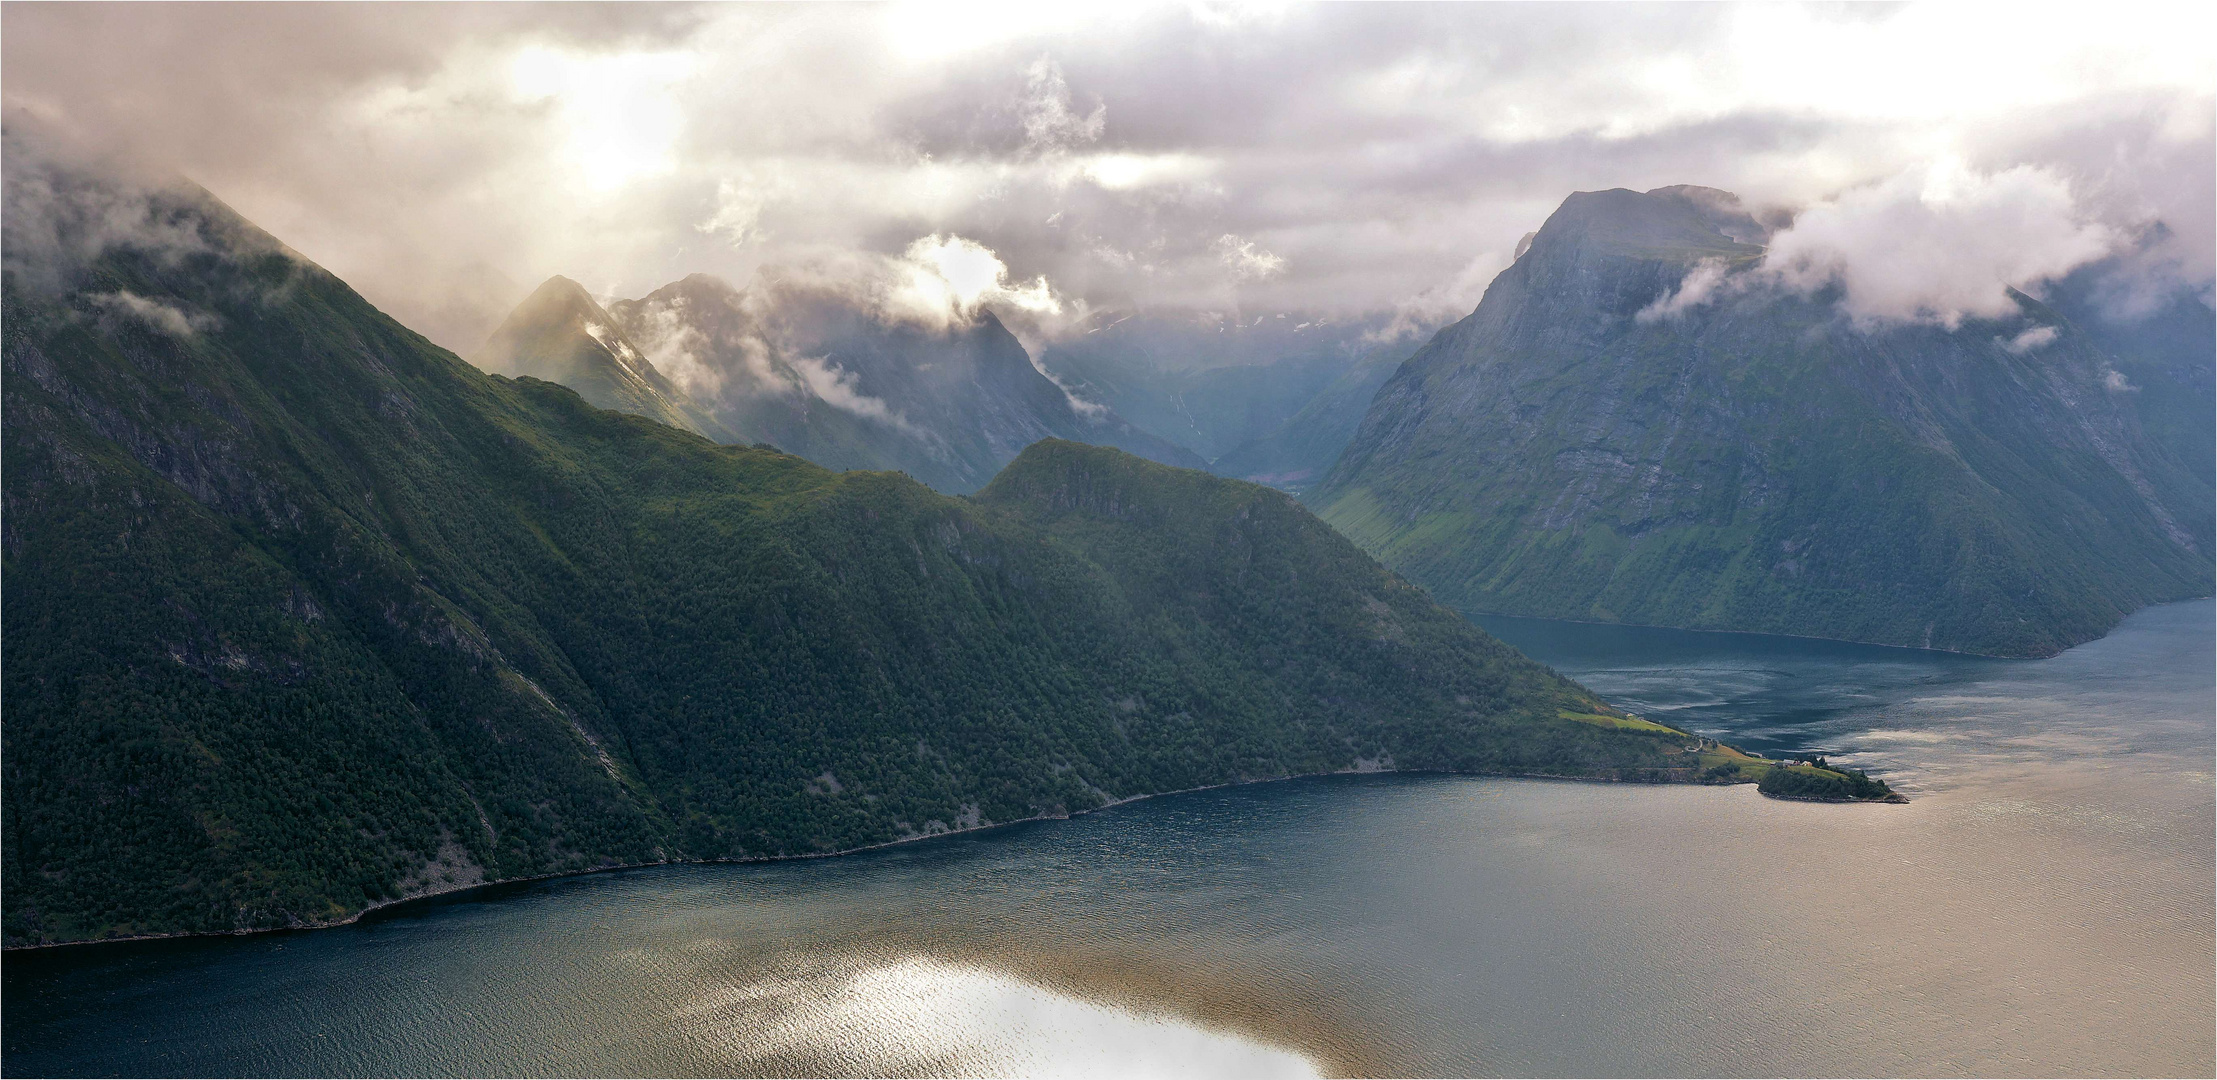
[1311,186,2211,657]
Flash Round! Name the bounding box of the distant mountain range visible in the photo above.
[476,272,1202,493]
[477,285,1429,498]
[1310,185,2213,658]
[1,151,1736,946]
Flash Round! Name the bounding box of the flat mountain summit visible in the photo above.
[1311,185,2211,657]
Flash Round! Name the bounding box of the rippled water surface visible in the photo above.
[7,602,2212,1077]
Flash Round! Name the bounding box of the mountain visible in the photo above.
[473,275,735,442]
[587,272,1205,493]
[1037,312,1389,464]
[1,155,1746,946]
[1310,186,2212,658]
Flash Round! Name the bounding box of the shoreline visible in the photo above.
[3,765,1785,955]
[1760,789,1911,804]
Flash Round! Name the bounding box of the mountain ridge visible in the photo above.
[2,157,1760,947]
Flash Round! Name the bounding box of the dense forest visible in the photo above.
[1,158,1750,947]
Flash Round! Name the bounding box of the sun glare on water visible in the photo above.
[686,957,1321,1079]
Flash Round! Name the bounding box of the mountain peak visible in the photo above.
[632,272,744,310]
[1530,187,1764,263]
[513,275,605,324]
[1314,181,2211,659]
[474,273,736,441]
[1644,184,1778,245]
[675,271,738,294]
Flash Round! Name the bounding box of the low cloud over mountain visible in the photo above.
[5,4,2207,353]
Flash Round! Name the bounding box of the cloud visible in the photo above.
[698,175,778,247]
[788,353,919,434]
[890,234,1072,330]
[1637,259,1734,323]
[1213,234,1286,281]
[1077,151,1215,192]
[626,295,744,400]
[2000,325,2059,354]
[2102,368,2138,392]
[1,124,221,294]
[609,244,1089,434]
[88,290,219,337]
[3,5,2208,350]
[1369,250,1505,342]
[507,44,697,192]
[1761,161,2117,327]
[2065,222,2214,325]
[1019,58,1105,156]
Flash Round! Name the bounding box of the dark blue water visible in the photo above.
[7,602,2211,1077]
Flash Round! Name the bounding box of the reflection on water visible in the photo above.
[684,957,1317,1079]
[6,602,2211,1077]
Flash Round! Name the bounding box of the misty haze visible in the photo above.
[3,3,2211,1078]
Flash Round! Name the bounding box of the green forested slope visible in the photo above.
[1312,187,2211,657]
[2,161,1718,946]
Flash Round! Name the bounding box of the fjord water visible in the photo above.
[7,603,2211,1077]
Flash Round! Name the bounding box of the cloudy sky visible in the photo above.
[5,2,2212,351]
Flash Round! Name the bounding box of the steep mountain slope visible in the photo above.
[597,273,1203,493]
[473,276,735,442]
[1,158,1729,946]
[1311,186,2211,657]
[2044,253,2216,490]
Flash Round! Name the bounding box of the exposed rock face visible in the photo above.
[1311,186,2211,657]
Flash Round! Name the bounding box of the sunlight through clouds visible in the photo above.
[6,3,2206,351]
[510,46,697,192]
[895,234,1066,322]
